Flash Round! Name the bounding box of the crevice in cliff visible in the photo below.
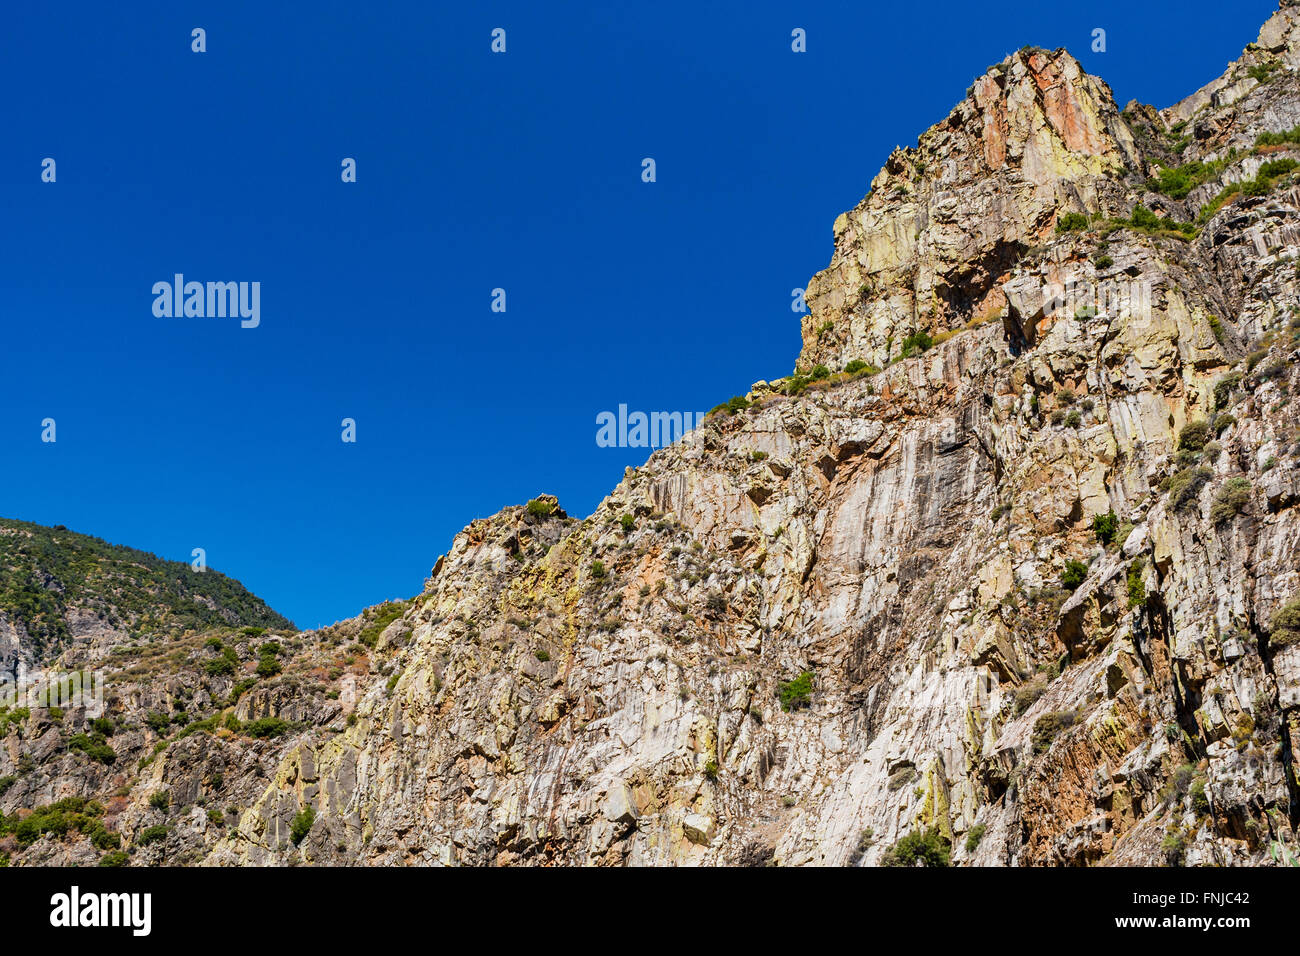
[1251,609,1300,827]
[1146,590,1207,762]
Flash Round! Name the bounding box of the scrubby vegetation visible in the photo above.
[137,825,168,845]
[524,497,556,517]
[0,517,292,656]
[1146,158,1229,199]
[290,805,316,845]
[1127,558,1147,609]
[1032,709,1079,754]
[0,796,119,850]
[900,331,933,358]
[67,731,116,765]
[1092,510,1119,546]
[1178,420,1211,451]
[1166,466,1213,512]
[1061,559,1089,591]
[882,827,951,867]
[778,671,814,712]
[1199,158,1300,223]
[243,717,291,739]
[1269,600,1300,649]
[1210,477,1252,525]
[358,601,406,648]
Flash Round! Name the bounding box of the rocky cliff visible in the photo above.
[6,3,1300,868]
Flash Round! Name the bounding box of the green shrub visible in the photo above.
[1146,160,1223,199]
[620,514,635,532]
[255,655,282,678]
[0,775,14,796]
[290,806,316,845]
[1092,510,1119,546]
[205,652,237,676]
[843,359,872,374]
[243,717,290,739]
[1065,410,1082,428]
[1094,254,1114,269]
[534,649,550,662]
[67,732,116,765]
[1249,61,1282,83]
[1127,559,1147,609]
[1214,372,1241,410]
[137,825,168,846]
[1013,678,1047,716]
[11,797,106,847]
[590,560,606,580]
[145,711,171,733]
[1210,477,1252,525]
[1168,466,1213,512]
[1032,709,1079,754]
[1269,600,1300,649]
[808,366,830,382]
[882,827,951,867]
[358,601,406,647]
[778,671,814,712]
[1178,420,1210,451]
[727,395,752,412]
[98,850,129,867]
[1056,212,1090,232]
[965,823,987,853]
[1190,778,1210,816]
[524,497,556,517]
[1255,125,1300,147]
[90,717,114,736]
[1162,830,1187,866]
[88,822,120,851]
[900,331,933,357]
[1061,559,1089,591]
[1260,158,1299,179]
[1213,413,1236,436]
[1129,204,1161,230]
[148,791,169,811]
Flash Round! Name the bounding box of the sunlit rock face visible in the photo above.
[6,3,1300,869]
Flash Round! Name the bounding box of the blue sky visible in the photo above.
[0,0,1278,627]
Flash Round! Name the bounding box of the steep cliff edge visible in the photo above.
[5,4,1300,868]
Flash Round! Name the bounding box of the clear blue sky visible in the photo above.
[0,0,1277,627]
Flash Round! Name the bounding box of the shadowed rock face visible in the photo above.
[7,4,1300,869]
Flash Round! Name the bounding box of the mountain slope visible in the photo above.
[5,3,1300,868]
[0,517,293,668]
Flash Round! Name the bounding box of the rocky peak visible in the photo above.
[799,47,1142,374]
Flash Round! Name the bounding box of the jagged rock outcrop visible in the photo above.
[5,3,1300,868]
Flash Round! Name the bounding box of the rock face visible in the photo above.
[6,4,1300,868]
